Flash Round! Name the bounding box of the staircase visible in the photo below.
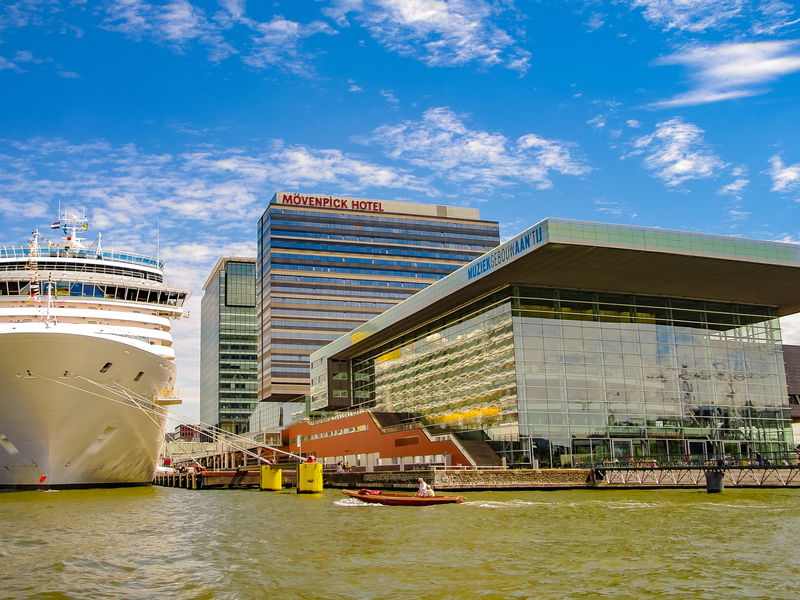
[457,439,504,467]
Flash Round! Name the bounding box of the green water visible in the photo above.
[1,486,799,599]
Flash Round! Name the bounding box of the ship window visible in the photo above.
[99,362,112,373]
[134,371,144,382]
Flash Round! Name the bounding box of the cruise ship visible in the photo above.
[0,214,188,488]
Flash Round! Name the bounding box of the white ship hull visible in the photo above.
[0,330,175,488]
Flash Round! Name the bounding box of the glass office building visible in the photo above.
[200,258,258,434]
[311,219,800,467]
[256,192,500,404]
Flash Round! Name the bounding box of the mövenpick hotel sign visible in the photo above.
[278,192,384,212]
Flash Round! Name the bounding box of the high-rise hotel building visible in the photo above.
[257,192,500,404]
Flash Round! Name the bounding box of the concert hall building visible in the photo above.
[308,218,800,468]
[256,191,500,406]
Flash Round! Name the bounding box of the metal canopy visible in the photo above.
[331,240,800,359]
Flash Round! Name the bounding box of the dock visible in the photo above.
[153,468,296,489]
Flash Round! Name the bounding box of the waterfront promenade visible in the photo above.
[153,463,800,490]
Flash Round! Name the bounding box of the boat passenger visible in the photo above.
[417,478,428,497]
[423,483,435,497]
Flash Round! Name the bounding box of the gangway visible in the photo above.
[595,463,800,488]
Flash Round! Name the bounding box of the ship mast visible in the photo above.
[60,209,89,255]
[26,230,41,304]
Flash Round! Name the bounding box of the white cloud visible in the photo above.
[594,199,624,217]
[102,0,237,61]
[2,49,79,78]
[768,154,800,194]
[13,50,43,64]
[726,208,750,221]
[237,16,335,75]
[630,117,725,187]
[325,0,531,74]
[626,119,642,128]
[587,115,606,129]
[629,0,746,32]
[368,107,589,191]
[651,40,800,108]
[0,56,25,72]
[0,1,53,31]
[718,177,749,196]
[753,0,800,35]
[4,0,532,77]
[0,136,433,245]
[584,13,605,32]
[380,89,399,103]
[718,166,749,199]
[160,240,256,267]
[271,146,427,191]
[0,197,49,218]
[183,145,426,193]
[101,0,338,72]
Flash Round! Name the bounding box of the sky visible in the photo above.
[2,0,800,424]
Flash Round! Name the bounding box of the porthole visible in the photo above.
[134,371,144,382]
[99,362,112,373]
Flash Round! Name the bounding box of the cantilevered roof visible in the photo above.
[315,218,800,360]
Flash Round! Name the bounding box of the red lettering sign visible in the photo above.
[279,194,383,212]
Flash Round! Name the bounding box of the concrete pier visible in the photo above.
[153,469,297,489]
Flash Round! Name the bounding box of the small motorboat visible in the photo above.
[341,489,464,506]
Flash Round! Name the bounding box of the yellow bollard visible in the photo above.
[260,465,283,491]
[297,462,323,493]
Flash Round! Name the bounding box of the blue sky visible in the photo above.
[2,0,800,422]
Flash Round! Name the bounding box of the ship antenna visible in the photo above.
[157,214,160,262]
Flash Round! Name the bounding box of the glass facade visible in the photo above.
[257,193,500,404]
[332,285,792,468]
[513,287,789,467]
[200,259,258,434]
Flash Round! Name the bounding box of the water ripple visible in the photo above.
[1,486,799,599]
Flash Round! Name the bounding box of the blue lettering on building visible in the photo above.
[467,226,543,281]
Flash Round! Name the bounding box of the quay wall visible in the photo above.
[325,468,594,491]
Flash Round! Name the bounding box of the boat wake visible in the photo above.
[465,499,549,509]
[333,497,384,507]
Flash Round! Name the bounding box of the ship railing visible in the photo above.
[0,245,163,268]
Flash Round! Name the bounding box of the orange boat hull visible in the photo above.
[341,489,464,506]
